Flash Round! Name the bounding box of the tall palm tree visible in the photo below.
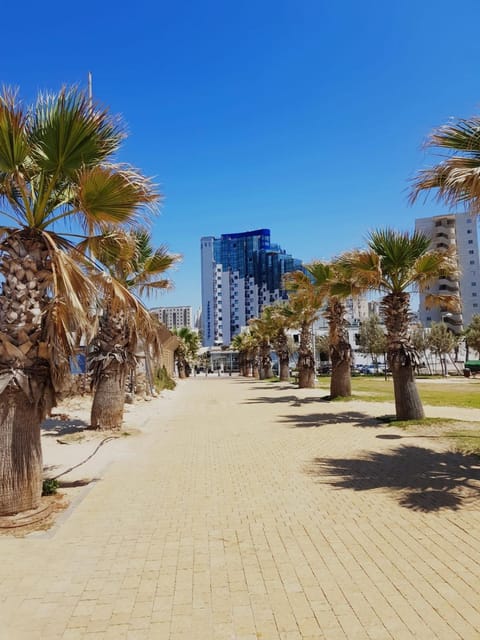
[0,88,158,515]
[84,229,178,429]
[283,271,323,388]
[410,114,480,212]
[348,229,459,420]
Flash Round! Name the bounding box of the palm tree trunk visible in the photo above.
[0,231,56,515]
[330,347,352,397]
[279,354,290,381]
[0,388,44,515]
[327,299,352,398]
[89,307,133,430]
[90,360,127,429]
[298,322,315,388]
[383,292,425,420]
[391,362,424,420]
[274,332,291,381]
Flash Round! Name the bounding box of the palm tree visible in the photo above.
[410,114,480,212]
[173,326,200,378]
[85,229,178,429]
[231,333,249,376]
[0,88,158,515]
[348,229,459,420]
[283,271,323,388]
[260,303,293,381]
[249,316,273,379]
[307,260,360,398]
[231,331,259,377]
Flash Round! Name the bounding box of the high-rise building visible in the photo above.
[201,229,302,346]
[415,212,480,333]
[150,305,193,330]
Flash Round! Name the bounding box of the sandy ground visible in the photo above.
[39,385,182,513]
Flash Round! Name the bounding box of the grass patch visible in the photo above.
[377,416,461,429]
[444,429,480,456]
[329,377,480,409]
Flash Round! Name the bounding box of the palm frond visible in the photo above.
[72,165,160,232]
[0,88,29,173]
[30,87,123,176]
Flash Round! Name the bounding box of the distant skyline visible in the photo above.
[4,0,480,310]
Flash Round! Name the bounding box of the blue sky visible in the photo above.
[4,0,480,310]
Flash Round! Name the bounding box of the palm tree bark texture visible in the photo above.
[89,306,135,430]
[326,298,352,398]
[0,232,56,515]
[382,292,424,420]
[298,321,315,388]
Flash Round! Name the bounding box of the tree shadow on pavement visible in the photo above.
[307,445,480,511]
[244,395,323,405]
[279,411,382,428]
[41,417,90,437]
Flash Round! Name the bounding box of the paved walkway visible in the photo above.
[1,377,480,639]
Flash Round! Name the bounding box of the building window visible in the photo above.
[474,304,479,308]
[467,218,472,223]
[472,282,477,286]
[471,260,476,265]
[469,240,474,244]
[473,293,478,297]
[468,229,473,234]
[469,250,475,254]
[426,316,431,321]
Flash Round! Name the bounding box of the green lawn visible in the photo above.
[316,376,480,409]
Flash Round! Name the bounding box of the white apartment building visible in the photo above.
[415,212,480,333]
[150,305,193,331]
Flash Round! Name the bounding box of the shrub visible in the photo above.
[42,478,59,496]
[154,366,176,392]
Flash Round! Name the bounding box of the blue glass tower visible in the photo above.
[201,229,302,346]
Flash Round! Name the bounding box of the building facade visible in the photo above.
[415,212,480,333]
[150,305,193,331]
[201,229,302,346]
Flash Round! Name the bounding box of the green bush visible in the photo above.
[42,478,59,496]
[154,366,176,392]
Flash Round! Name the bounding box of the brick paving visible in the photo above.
[1,376,480,639]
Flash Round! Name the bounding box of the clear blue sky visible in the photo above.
[4,0,480,310]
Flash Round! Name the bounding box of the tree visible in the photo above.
[410,114,480,212]
[173,327,200,378]
[263,303,294,381]
[231,331,259,377]
[249,315,274,380]
[0,88,158,515]
[410,324,432,374]
[307,258,363,398]
[348,229,459,420]
[357,314,387,371]
[283,272,323,388]
[86,229,178,427]
[427,322,459,376]
[465,314,480,358]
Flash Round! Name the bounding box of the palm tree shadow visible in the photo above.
[307,445,480,511]
[244,395,325,406]
[279,411,382,428]
[41,417,90,437]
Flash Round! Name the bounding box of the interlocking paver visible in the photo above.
[1,377,480,639]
